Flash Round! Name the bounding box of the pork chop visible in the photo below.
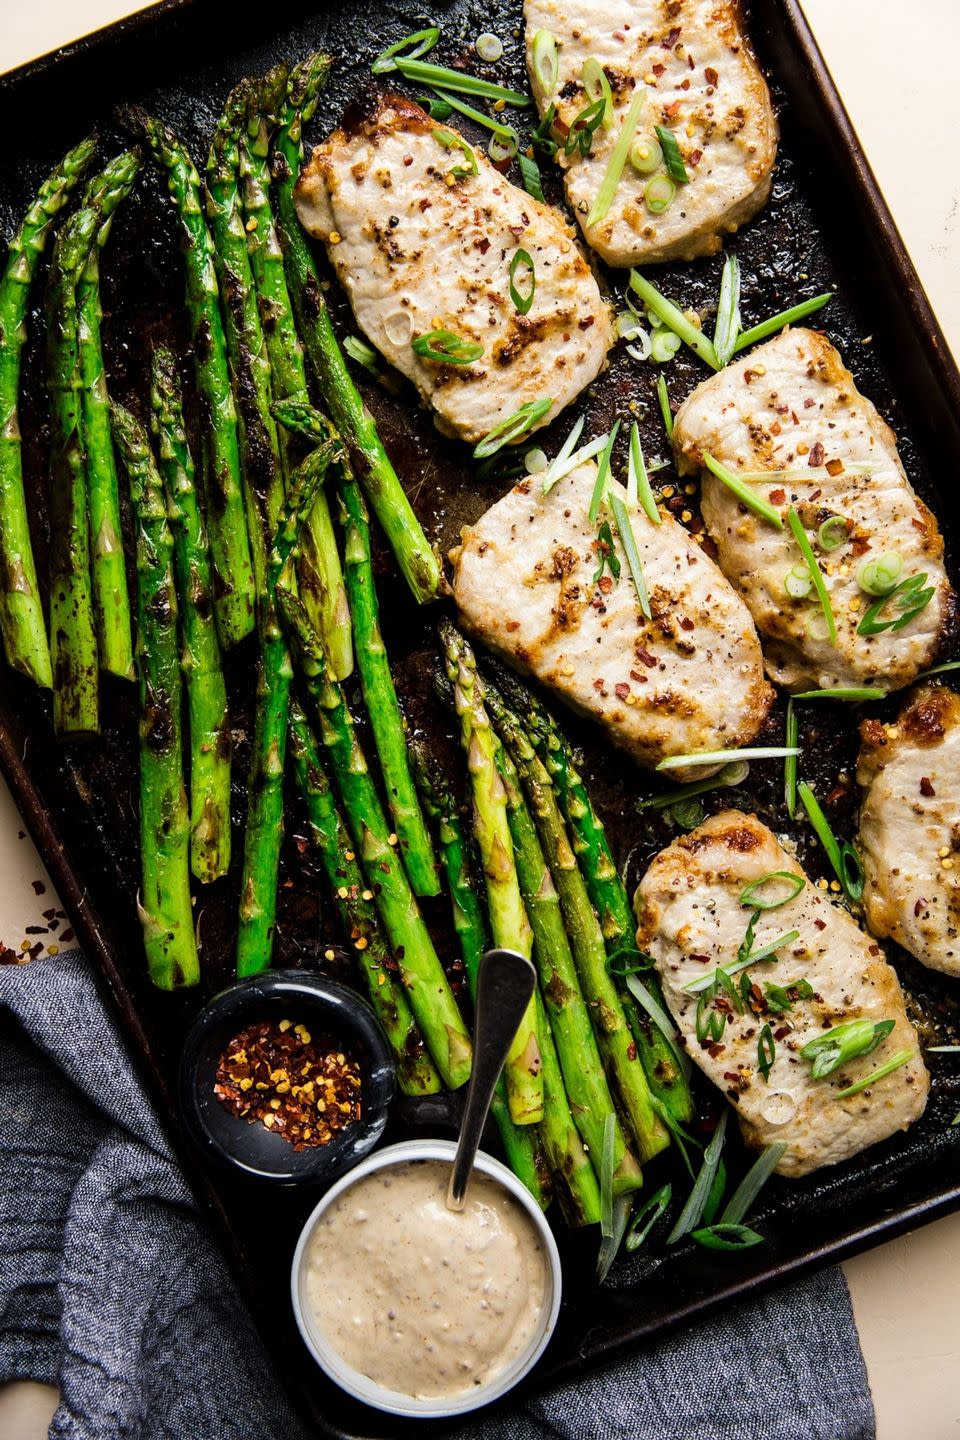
[450,462,772,777]
[635,810,929,1176]
[524,0,777,266]
[858,684,960,977]
[672,328,955,691]
[295,93,613,444]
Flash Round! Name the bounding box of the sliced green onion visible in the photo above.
[597,1194,632,1282]
[532,104,559,156]
[667,1110,728,1244]
[671,797,705,829]
[684,929,799,994]
[418,93,454,121]
[607,946,656,976]
[517,152,545,201]
[624,973,691,1084]
[692,1222,764,1251]
[818,515,850,551]
[610,490,651,620]
[654,124,689,183]
[489,129,520,162]
[625,1183,672,1252]
[542,432,609,495]
[701,1158,728,1225]
[430,87,518,138]
[628,422,660,524]
[793,687,885,701]
[630,134,662,174]
[796,781,865,902]
[928,1044,960,1053]
[784,565,812,600]
[657,745,800,773]
[581,58,614,127]
[600,1111,616,1238]
[343,334,380,373]
[372,27,439,74]
[586,89,646,227]
[696,990,726,1043]
[656,372,674,437]
[742,927,799,966]
[787,506,837,645]
[858,572,935,636]
[734,292,834,353]
[757,1023,776,1082]
[740,871,805,911]
[857,552,903,596]
[630,271,720,369]
[524,446,548,474]
[835,1048,915,1099]
[432,127,478,179]
[644,174,676,215]
[703,452,784,528]
[397,59,530,106]
[650,328,681,362]
[588,419,621,523]
[713,254,741,368]
[531,29,559,95]
[508,249,536,315]
[593,519,621,585]
[475,32,503,63]
[784,699,798,820]
[638,760,750,811]
[565,97,608,158]
[763,977,815,1014]
[473,398,553,459]
[801,1018,895,1081]
[411,328,484,364]
[917,660,960,680]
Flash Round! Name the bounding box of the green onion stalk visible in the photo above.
[439,620,543,1126]
[272,53,440,604]
[121,106,256,648]
[276,578,472,1090]
[240,71,352,680]
[273,399,438,896]
[77,151,140,681]
[413,756,551,1207]
[481,676,670,1161]
[289,700,442,1097]
[150,346,232,883]
[0,134,96,688]
[110,402,199,988]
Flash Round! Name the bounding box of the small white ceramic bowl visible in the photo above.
[290,1137,562,1419]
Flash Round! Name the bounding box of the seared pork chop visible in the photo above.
[295,94,613,444]
[635,810,928,1177]
[858,685,960,977]
[672,328,955,691]
[451,462,772,777]
[524,0,777,265]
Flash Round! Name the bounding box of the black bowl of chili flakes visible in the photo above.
[179,970,395,1184]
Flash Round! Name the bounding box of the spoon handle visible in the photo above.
[447,948,537,1211]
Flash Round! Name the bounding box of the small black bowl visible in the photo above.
[178,970,395,1185]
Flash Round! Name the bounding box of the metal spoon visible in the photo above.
[446,947,537,1211]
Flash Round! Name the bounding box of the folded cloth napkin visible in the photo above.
[0,950,875,1440]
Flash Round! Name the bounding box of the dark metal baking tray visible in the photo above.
[1,2,959,1435]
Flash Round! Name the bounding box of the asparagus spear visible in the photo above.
[440,622,542,1125]
[535,990,602,1227]
[514,682,693,1125]
[241,72,352,680]
[288,700,441,1097]
[493,740,643,1196]
[414,757,550,1206]
[46,207,102,738]
[111,402,198,988]
[236,443,335,977]
[206,76,285,563]
[276,580,472,1090]
[77,151,140,681]
[150,346,231,883]
[482,679,669,1162]
[272,53,440,605]
[0,134,95,688]
[273,397,438,896]
[122,107,255,648]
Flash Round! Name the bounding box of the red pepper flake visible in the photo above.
[627,1041,638,1061]
[598,575,613,594]
[814,917,827,931]
[774,1025,791,1041]
[615,682,631,701]
[707,1041,726,1058]
[662,26,681,47]
[868,945,880,956]
[689,149,703,165]
[804,396,816,408]
[652,62,665,76]
[679,616,695,631]
[61,929,75,943]
[505,619,520,632]
[593,677,606,692]
[920,776,935,797]
[825,457,844,477]
[578,316,596,330]
[0,945,22,965]
[477,236,491,254]
[808,441,825,467]
[914,897,927,917]
[704,66,719,86]
[662,100,682,120]
[636,647,658,668]
[769,487,786,505]
[214,1019,363,1151]
[403,154,413,167]
[31,879,46,895]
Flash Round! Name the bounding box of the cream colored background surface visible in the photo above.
[0,3,958,1438]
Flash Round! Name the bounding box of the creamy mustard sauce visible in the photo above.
[302,1159,550,1400]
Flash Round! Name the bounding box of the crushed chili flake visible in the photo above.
[808,441,825,467]
[920,776,935,798]
[214,1018,362,1151]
